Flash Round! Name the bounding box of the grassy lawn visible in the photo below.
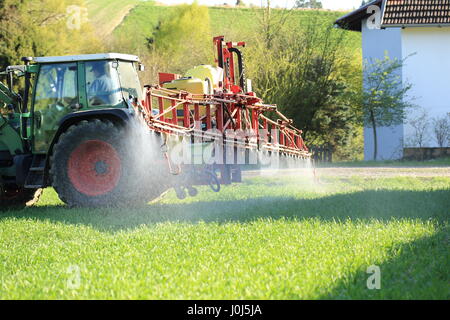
[0,173,449,299]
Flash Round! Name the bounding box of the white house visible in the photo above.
[336,0,450,160]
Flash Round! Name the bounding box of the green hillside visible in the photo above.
[109,3,361,53]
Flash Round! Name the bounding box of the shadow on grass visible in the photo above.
[320,226,450,300]
[1,189,449,232]
[1,189,448,299]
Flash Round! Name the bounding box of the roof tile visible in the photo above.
[383,0,450,26]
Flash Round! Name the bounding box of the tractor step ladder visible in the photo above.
[25,155,46,189]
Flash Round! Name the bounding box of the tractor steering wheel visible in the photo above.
[89,97,105,106]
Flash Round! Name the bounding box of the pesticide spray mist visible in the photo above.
[121,119,319,212]
[254,148,317,184]
[123,120,177,204]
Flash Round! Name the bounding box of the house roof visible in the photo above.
[382,0,450,27]
[335,0,450,32]
[335,0,383,31]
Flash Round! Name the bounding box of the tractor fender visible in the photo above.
[52,108,135,147]
[44,108,136,182]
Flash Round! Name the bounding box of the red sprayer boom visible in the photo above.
[133,36,310,196]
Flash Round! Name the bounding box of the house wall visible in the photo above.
[362,18,404,160]
[401,27,450,148]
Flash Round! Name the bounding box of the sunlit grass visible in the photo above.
[0,175,448,299]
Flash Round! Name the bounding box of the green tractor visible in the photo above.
[0,54,168,209]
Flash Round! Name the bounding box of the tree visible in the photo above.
[146,2,212,77]
[256,0,293,50]
[295,0,323,9]
[362,56,415,160]
[246,13,362,157]
[407,108,430,148]
[432,113,450,148]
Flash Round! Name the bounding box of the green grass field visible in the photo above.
[0,172,448,299]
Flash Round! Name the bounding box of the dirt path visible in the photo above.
[105,4,135,36]
[244,167,450,178]
[88,2,137,38]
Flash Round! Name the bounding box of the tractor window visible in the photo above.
[34,63,78,113]
[86,61,122,107]
[33,63,78,153]
[117,61,143,103]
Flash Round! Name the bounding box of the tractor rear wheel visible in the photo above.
[50,119,166,208]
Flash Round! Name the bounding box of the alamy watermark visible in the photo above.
[366,265,381,290]
[66,264,81,290]
[366,5,382,30]
[164,128,307,167]
[66,5,88,30]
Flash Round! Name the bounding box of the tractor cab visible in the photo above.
[1,53,146,208]
[1,53,144,154]
[31,53,143,109]
[29,54,144,153]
